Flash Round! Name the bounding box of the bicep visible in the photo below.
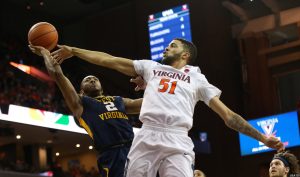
[104,57,137,77]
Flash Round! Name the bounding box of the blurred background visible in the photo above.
[1,0,300,177]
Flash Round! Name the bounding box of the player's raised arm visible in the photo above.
[29,45,83,119]
[51,45,137,77]
[208,96,285,152]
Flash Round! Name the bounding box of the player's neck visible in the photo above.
[170,60,187,69]
[84,91,102,98]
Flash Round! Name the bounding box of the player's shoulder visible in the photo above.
[81,95,92,101]
[185,65,207,80]
[80,95,97,106]
[184,65,204,77]
[185,65,201,73]
[136,59,161,66]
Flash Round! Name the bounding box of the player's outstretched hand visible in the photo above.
[51,45,73,64]
[130,76,146,91]
[28,44,50,57]
[263,136,285,152]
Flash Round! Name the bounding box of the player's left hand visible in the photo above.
[28,44,50,56]
[130,76,146,91]
[263,136,285,152]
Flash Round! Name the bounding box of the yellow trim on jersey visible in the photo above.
[79,118,94,139]
[94,95,115,103]
[103,167,109,177]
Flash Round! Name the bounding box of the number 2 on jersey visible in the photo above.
[158,78,177,94]
[104,102,118,111]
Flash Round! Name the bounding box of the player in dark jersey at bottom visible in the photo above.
[29,45,143,177]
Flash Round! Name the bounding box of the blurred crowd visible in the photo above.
[0,151,98,177]
[0,35,69,114]
[0,35,143,177]
[63,164,99,177]
[0,155,32,173]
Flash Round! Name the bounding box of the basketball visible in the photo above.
[28,22,58,51]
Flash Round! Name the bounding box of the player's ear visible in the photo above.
[285,167,290,175]
[182,51,190,61]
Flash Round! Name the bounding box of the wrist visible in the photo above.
[41,49,50,56]
[260,134,267,143]
[70,47,76,55]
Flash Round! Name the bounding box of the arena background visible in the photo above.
[1,0,300,177]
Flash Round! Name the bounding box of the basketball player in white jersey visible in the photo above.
[51,38,284,177]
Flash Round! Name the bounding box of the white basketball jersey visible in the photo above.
[133,60,221,130]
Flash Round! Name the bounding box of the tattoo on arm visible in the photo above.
[226,114,264,141]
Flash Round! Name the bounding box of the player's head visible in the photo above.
[162,38,197,65]
[80,75,103,97]
[269,151,300,177]
[194,169,206,177]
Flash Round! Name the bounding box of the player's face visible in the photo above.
[269,159,289,177]
[161,40,185,65]
[81,75,103,97]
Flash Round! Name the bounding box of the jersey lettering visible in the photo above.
[158,78,177,94]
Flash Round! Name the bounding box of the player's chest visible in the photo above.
[149,70,196,95]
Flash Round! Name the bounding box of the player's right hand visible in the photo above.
[130,76,146,91]
[51,45,73,64]
[263,135,285,152]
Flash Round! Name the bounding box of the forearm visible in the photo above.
[225,114,266,142]
[124,98,143,114]
[42,52,63,76]
[130,98,143,114]
[41,52,82,117]
[71,47,113,66]
[54,75,83,118]
[70,47,137,76]
[209,97,282,150]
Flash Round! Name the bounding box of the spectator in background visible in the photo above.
[269,151,300,177]
[51,161,65,177]
[194,169,206,177]
[0,152,13,171]
[259,163,269,177]
[87,167,98,177]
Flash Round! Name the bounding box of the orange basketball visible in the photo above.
[28,22,58,51]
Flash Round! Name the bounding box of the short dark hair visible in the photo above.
[174,38,197,64]
[273,151,300,175]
